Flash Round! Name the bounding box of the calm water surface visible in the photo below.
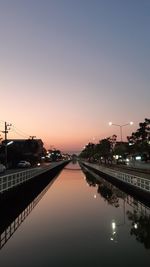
[0,162,150,267]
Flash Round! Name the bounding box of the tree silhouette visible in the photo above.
[127,210,150,249]
[127,118,150,161]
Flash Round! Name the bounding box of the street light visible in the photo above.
[4,141,14,168]
[109,121,133,142]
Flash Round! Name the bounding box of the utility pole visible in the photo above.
[2,122,12,168]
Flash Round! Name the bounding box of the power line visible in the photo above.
[0,120,37,140]
[12,126,30,138]
[11,128,28,138]
[0,120,31,138]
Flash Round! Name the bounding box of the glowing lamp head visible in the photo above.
[109,122,112,126]
[130,121,133,125]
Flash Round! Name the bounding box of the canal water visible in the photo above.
[0,161,150,267]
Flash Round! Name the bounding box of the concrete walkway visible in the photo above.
[101,164,150,180]
[127,161,150,170]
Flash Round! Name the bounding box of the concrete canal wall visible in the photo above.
[81,161,150,203]
[0,169,59,249]
[0,161,69,195]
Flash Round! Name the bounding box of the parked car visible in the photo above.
[117,158,126,165]
[17,161,31,168]
[0,163,6,173]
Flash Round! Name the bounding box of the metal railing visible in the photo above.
[83,162,150,193]
[0,161,66,194]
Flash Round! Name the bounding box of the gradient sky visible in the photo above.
[0,0,149,153]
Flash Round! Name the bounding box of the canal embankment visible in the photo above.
[1,161,150,266]
[80,161,150,203]
[0,169,59,249]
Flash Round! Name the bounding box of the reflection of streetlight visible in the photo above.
[109,121,133,142]
[110,220,117,242]
[110,199,126,242]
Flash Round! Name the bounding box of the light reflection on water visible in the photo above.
[0,161,150,267]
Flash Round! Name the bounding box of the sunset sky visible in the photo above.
[0,0,149,153]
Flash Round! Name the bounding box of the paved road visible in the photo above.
[128,161,150,170]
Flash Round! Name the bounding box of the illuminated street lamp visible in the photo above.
[5,141,14,168]
[109,121,133,142]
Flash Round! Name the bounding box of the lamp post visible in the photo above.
[109,121,133,142]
